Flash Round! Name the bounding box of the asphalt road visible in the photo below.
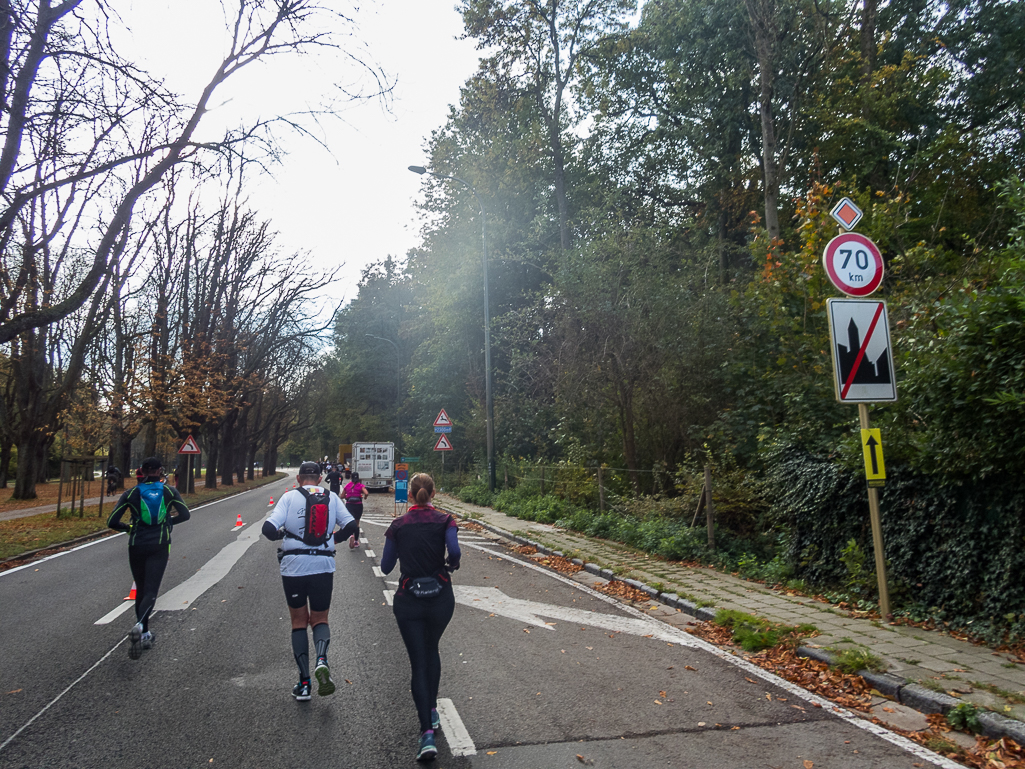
[0,476,958,768]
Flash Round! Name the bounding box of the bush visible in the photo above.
[457,479,494,508]
[765,442,1025,643]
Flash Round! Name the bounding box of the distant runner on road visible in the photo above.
[342,472,370,550]
[324,465,345,497]
[106,456,191,660]
[262,461,359,701]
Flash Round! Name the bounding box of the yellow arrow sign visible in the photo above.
[860,428,886,486]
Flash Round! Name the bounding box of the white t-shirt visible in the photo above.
[266,484,355,577]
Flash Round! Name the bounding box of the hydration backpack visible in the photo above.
[294,487,331,547]
[136,483,169,525]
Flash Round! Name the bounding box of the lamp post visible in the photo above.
[366,334,401,455]
[408,164,496,493]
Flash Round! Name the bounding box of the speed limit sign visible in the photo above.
[822,232,884,296]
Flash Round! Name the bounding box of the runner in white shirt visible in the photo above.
[262,461,359,701]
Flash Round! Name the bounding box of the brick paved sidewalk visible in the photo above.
[436,493,1025,732]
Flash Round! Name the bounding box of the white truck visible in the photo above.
[352,441,395,491]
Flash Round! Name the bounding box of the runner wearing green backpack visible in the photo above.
[107,456,191,659]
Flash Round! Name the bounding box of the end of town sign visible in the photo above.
[826,298,897,403]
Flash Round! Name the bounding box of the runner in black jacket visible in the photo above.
[381,472,460,761]
[107,456,190,659]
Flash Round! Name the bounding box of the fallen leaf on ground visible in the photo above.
[685,665,697,671]
[804,761,814,768]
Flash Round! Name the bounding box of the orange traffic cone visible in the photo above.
[235,512,243,526]
[268,496,274,506]
[124,582,136,601]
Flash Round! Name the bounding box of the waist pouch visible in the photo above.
[404,570,449,598]
[277,548,335,562]
[408,576,442,598]
[346,498,363,505]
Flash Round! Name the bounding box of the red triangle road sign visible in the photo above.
[433,409,453,427]
[178,435,201,454]
[433,434,453,451]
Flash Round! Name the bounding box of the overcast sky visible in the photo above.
[120,0,483,307]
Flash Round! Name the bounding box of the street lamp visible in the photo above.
[366,334,401,455]
[408,164,496,493]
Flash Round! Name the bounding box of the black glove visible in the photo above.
[261,520,285,541]
[446,557,460,571]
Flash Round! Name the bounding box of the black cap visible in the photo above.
[140,457,163,474]
[298,461,321,476]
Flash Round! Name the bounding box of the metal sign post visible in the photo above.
[178,435,201,495]
[823,211,894,617]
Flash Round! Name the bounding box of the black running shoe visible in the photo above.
[292,680,312,701]
[128,622,143,660]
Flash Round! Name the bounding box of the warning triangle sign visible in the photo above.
[433,434,453,451]
[178,435,201,454]
[433,409,452,427]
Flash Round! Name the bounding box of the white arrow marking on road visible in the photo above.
[155,523,264,612]
[453,585,701,645]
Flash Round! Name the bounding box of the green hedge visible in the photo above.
[766,444,1025,643]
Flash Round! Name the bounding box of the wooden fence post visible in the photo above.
[704,464,715,551]
[597,465,605,513]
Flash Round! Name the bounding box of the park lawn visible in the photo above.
[0,479,107,512]
[0,472,286,563]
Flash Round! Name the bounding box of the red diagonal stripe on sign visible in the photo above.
[840,302,885,399]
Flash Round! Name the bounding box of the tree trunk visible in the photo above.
[746,0,782,241]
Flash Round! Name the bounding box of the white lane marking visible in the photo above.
[0,532,125,577]
[0,637,128,754]
[94,601,135,625]
[360,537,368,544]
[384,589,394,605]
[364,549,375,558]
[437,698,476,757]
[154,525,264,612]
[231,524,243,531]
[460,543,963,769]
[372,566,385,578]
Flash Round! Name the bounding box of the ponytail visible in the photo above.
[409,473,435,506]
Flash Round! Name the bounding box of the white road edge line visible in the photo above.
[384,589,394,606]
[437,697,476,757]
[0,533,124,577]
[372,566,385,578]
[364,549,375,558]
[0,637,127,754]
[461,543,963,769]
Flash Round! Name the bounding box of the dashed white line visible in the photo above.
[383,589,394,606]
[364,549,375,558]
[436,698,476,756]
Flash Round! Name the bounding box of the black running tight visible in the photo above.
[392,587,455,731]
[128,543,169,631]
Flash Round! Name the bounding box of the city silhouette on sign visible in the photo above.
[837,317,892,386]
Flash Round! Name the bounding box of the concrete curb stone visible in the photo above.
[446,505,1025,745]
